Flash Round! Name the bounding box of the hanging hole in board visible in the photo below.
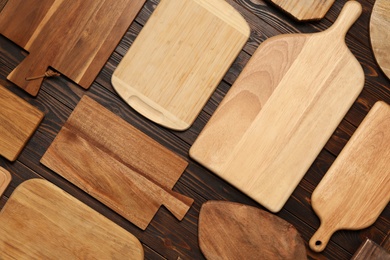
[315,240,322,246]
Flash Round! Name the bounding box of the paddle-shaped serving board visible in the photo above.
[370,0,390,79]
[309,101,390,252]
[190,1,364,213]
[41,96,193,230]
[112,0,250,130]
[0,0,145,96]
[0,167,11,197]
[199,201,307,259]
[0,179,144,259]
[0,85,44,161]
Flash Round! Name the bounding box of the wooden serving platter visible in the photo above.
[112,0,250,130]
[0,179,144,259]
[309,101,390,252]
[41,96,193,230]
[0,0,145,96]
[190,1,364,213]
[0,167,11,197]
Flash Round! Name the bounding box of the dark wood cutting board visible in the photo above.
[41,96,193,230]
[351,238,390,260]
[0,0,145,96]
[0,167,11,197]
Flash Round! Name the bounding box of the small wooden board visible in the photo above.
[112,0,250,130]
[0,179,144,259]
[0,85,44,161]
[310,101,390,252]
[41,96,193,230]
[0,167,11,197]
[199,201,307,260]
[0,0,145,96]
[351,238,390,260]
[190,1,364,213]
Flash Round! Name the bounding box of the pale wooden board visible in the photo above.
[0,167,11,197]
[199,201,307,260]
[41,96,193,230]
[190,1,364,213]
[0,0,145,96]
[112,0,250,130]
[0,179,144,259]
[309,101,390,252]
[370,0,390,79]
[351,239,390,260]
[0,85,44,161]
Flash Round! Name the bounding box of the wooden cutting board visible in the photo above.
[112,0,250,130]
[41,96,193,230]
[0,167,11,197]
[309,101,390,252]
[0,85,44,161]
[351,238,390,260]
[190,1,364,213]
[0,179,144,259]
[0,0,145,96]
[198,201,307,259]
[370,0,390,79]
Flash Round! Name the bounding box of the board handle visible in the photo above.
[161,189,194,221]
[328,1,362,38]
[309,222,336,252]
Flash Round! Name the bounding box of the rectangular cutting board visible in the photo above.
[0,179,144,259]
[112,0,250,130]
[0,167,11,197]
[0,0,145,96]
[190,1,364,213]
[41,96,193,230]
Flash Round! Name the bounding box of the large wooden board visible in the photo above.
[309,101,390,252]
[41,96,193,230]
[0,179,144,259]
[0,85,44,161]
[112,0,250,130]
[190,1,364,213]
[0,0,145,96]
[0,167,11,197]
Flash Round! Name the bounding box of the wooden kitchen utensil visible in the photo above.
[370,0,390,79]
[41,96,193,230]
[190,1,364,213]
[112,0,250,130]
[351,238,390,260]
[199,201,307,260]
[0,85,44,161]
[0,167,11,197]
[0,179,144,259]
[0,0,145,96]
[309,101,390,252]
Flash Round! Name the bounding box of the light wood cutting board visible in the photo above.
[309,101,390,252]
[112,0,250,130]
[41,96,193,230]
[0,179,144,259]
[190,1,364,213]
[370,0,390,79]
[199,201,307,260]
[0,167,11,197]
[0,0,145,96]
[0,85,44,161]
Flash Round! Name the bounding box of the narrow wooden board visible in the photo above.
[309,101,390,252]
[41,96,193,230]
[0,167,11,197]
[199,201,307,260]
[0,179,144,259]
[112,0,250,130]
[0,85,44,161]
[351,238,390,260]
[190,1,364,213]
[0,0,145,96]
[370,0,390,79]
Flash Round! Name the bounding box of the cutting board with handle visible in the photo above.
[0,179,144,259]
[370,0,390,79]
[190,1,364,213]
[41,96,193,230]
[309,101,390,252]
[0,85,44,161]
[0,0,145,96]
[112,0,250,130]
[0,167,11,197]
[199,201,307,259]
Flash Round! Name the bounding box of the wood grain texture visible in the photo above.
[0,0,7,11]
[370,0,390,79]
[190,1,364,213]
[41,96,193,230]
[0,85,44,161]
[351,239,390,260]
[112,0,250,130]
[0,179,144,259]
[310,101,390,252]
[0,167,11,197]
[199,201,307,260]
[0,0,145,96]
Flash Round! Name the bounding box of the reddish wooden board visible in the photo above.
[0,167,11,197]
